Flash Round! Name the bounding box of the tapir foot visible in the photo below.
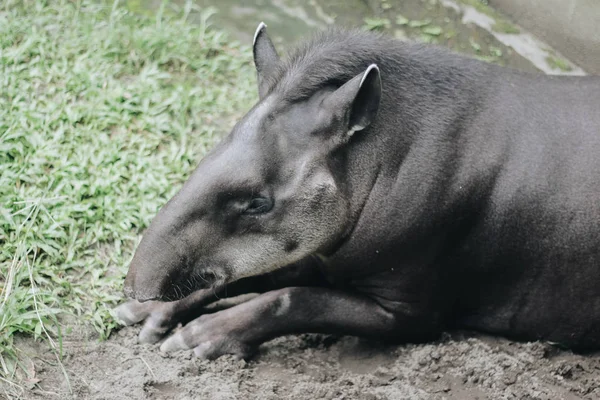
[159,298,260,360]
[113,289,219,344]
[114,299,180,343]
[160,310,258,360]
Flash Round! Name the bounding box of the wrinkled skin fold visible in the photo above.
[116,25,600,359]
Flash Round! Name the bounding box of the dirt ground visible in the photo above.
[10,317,600,400]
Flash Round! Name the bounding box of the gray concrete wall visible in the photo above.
[489,0,600,75]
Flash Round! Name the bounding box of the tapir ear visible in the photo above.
[323,64,382,137]
[253,22,280,99]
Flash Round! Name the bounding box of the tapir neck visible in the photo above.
[329,52,497,258]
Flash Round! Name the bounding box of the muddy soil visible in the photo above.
[10,318,600,399]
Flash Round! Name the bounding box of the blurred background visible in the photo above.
[132,0,599,75]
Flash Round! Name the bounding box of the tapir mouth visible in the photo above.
[124,256,228,302]
[157,269,226,302]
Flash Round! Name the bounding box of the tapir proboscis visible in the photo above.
[115,24,600,360]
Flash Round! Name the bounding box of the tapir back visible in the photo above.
[450,71,600,348]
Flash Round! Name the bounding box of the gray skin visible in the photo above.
[115,25,600,360]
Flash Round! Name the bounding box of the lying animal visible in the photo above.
[115,24,600,359]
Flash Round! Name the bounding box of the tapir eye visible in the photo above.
[243,197,274,215]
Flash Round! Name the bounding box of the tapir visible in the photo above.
[115,24,600,360]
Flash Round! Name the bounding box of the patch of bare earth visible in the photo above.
[8,326,600,400]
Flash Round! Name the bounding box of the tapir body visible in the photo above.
[117,27,600,359]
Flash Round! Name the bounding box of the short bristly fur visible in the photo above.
[117,27,600,360]
[268,29,482,101]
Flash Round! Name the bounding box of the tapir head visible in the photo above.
[124,24,382,301]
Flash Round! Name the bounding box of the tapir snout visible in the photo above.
[123,221,188,301]
[123,184,225,301]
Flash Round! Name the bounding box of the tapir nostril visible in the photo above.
[123,274,163,302]
[123,280,165,302]
[123,285,135,299]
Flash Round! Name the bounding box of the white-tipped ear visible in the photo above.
[253,22,280,99]
[253,22,267,46]
[351,64,381,132]
[360,64,379,89]
[323,63,382,139]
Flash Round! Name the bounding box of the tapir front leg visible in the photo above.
[114,257,328,343]
[160,286,435,359]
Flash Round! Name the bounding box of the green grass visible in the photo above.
[546,55,573,72]
[492,20,520,35]
[363,17,391,31]
[0,0,255,386]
